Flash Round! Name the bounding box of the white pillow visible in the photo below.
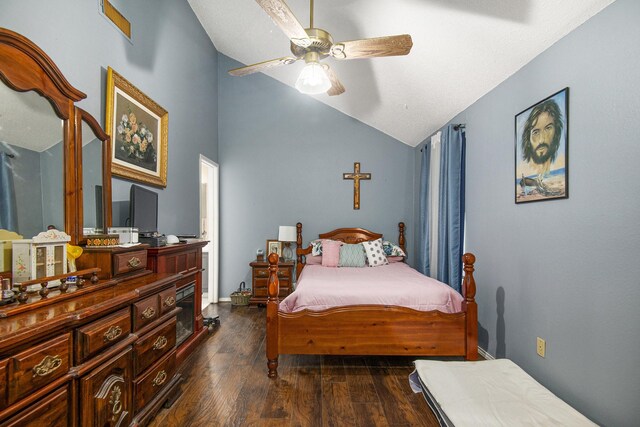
[362,238,389,267]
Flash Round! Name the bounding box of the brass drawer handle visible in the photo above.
[32,354,63,377]
[152,370,167,387]
[103,325,123,343]
[257,270,268,277]
[152,335,168,351]
[141,307,156,319]
[163,296,175,307]
[127,257,141,268]
[277,271,287,277]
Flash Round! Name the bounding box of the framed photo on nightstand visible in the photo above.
[266,240,282,258]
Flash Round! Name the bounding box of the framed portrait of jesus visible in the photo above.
[515,87,569,204]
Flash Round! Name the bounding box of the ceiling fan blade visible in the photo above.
[330,34,413,60]
[228,57,298,77]
[323,65,345,96]
[255,0,311,47]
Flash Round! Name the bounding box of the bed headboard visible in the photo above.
[295,222,406,280]
[318,227,382,244]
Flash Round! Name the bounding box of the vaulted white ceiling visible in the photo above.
[189,0,615,147]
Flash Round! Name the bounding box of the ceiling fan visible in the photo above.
[228,0,413,96]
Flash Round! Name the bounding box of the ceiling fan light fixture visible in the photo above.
[295,61,331,95]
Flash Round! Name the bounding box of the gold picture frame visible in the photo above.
[266,240,282,258]
[105,67,168,187]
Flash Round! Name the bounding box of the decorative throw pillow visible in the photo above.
[305,255,322,265]
[311,239,323,256]
[382,241,406,257]
[338,243,367,267]
[362,238,389,267]
[387,256,404,263]
[321,239,342,267]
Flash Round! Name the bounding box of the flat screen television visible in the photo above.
[129,184,158,235]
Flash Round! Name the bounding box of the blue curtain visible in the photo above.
[417,143,431,276]
[418,125,466,292]
[0,152,18,231]
[436,126,466,292]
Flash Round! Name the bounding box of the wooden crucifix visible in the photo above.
[343,162,371,210]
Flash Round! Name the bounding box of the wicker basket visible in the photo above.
[230,292,251,306]
[230,281,251,306]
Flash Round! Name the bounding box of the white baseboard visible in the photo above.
[218,297,231,302]
[478,347,495,360]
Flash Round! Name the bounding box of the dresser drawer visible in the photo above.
[253,268,269,279]
[134,350,176,413]
[253,279,290,298]
[7,333,71,405]
[134,318,176,376]
[3,384,70,427]
[75,307,131,363]
[133,294,159,331]
[254,267,290,279]
[158,287,176,315]
[112,249,147,277]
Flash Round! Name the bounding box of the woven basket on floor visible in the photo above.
[230,292,251,306]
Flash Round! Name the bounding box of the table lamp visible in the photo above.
[278,226,297,261]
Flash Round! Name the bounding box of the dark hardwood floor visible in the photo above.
[149,303,446,427]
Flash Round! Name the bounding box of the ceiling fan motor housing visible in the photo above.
[290,28,333,60]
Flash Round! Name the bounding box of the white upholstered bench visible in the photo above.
[410,359,597,426]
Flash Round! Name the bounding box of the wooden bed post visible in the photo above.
[398,222,406,255]
[266,253,280,378]
[462,253,478,360]
[296,222,304,281]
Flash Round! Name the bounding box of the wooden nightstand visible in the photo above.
[249,259,294,306]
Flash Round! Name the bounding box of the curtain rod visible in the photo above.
[420,124,466,152]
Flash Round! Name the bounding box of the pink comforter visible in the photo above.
[279,263,463,313]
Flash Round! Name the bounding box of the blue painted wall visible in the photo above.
[218,53,415,298]
[0,0,219,235]
[415,0,640,425]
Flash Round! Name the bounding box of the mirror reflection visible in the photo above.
[0,82,64,238]
[81,120,104,234]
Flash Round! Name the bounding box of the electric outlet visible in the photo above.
[536,337,546,358]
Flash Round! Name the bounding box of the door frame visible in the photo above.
[199,155,219,305]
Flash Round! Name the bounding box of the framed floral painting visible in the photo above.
[106,67,168,187]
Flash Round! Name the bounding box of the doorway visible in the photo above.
[199,155,219,308]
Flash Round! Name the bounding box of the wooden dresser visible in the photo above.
[0,28,208,426]
[146,241,207,365]
[249,259,294,305]
[0,271,182,426]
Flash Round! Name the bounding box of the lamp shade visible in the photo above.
[278,226,297,242]
[295,62,331,95]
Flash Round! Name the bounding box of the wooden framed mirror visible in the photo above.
[0,28,112,245]
[77,108,112,240]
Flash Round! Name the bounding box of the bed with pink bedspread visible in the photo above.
[280,263,463,313]
[265,222,478,379]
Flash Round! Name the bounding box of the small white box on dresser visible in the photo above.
[12,229,71,287]
[108,227,139,244]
